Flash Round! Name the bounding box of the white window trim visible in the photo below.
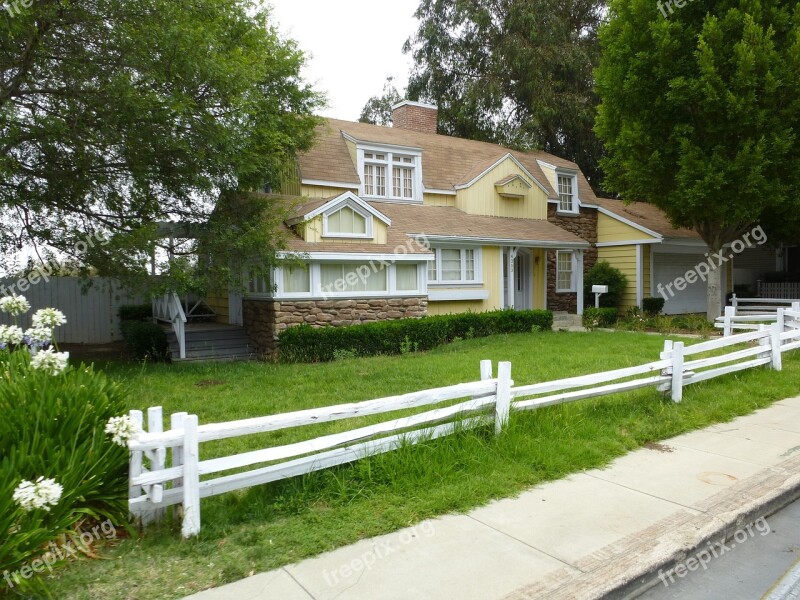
[321,201,373,239]
[246,261,429,300]
[556,250,577,293]
[556,171,580,215]
[357,144,423,204]
[427,247,484,286]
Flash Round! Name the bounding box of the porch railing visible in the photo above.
[153,292,187,359]
[757,281,800,299]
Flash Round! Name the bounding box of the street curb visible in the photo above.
[502,453,800,600]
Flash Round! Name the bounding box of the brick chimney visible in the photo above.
[391,100,438,134]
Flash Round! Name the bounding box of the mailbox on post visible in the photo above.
[592,285,609,308]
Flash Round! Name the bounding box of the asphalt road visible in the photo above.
[636,498,800,600]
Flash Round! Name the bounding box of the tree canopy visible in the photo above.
[0,0,323,290]
[404,0,606,189]
[359,77,403,126]
[595,0,800,318]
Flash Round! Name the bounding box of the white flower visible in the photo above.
[105,415,142,447]
[31,308,67,328]
[25,326,53,344]
[13,477,63,512]
[30,347,69,375]
[0,325,25,346]
[0,295,30,316]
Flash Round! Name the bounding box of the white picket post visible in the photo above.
[146,407,165,521]
[671,342,684,403]
[777,308,786,333]
[758,324,771,360]
[658,340,673,393]
[128,409,144,524]
[480,359,493,381]
[495,361,512,435]
[770,323,783,371]
[732,294,738,309]
[170,411,188,494]
[181,414,201,538]
[723,306,735,337]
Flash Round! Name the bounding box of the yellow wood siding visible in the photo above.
[598,245,638,309]
[300,185,359,198]
[278,161,301,196]
[455,157,548,220]
[427,246,503,315]
[205,293,229,324]
[301,215,388,244]
[597,213,658,244]
[423,193,457,207]
[538,163,558,190]
[642,245,652,298]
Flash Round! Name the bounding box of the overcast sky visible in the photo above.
[269,0,419,121]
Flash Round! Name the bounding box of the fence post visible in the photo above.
[495,361,512,436]
[480,359,493,382]
[128,409,144,525]
[181,414,201,538]
[770,322,783,371]
[147,407,165,522]
[170,412,188,507]
[732,294,738,309]
[777,308,786,332]
[758,324,771,360]
[658,340,673,393]
[671,342,684,403]
[723,306,735,337]
[793,301,800,313]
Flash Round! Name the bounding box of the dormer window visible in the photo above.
[323,203,372,238]
[557,173,578,214]
[358,146,422,203]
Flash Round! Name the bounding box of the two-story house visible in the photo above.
[223,101,603,355]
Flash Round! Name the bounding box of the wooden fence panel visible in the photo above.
[0,277,144,343]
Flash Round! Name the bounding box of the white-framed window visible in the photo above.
[556,250,575,292]
[557,173,578,213]
[428,248,482,285]
[323,204,371,238]
[246,261,425,299]
[359,147,422,202]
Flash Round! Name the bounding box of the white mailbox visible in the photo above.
[592,285,609,294]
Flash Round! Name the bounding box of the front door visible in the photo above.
[503,248,532,309]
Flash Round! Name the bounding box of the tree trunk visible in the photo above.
[706,252,723,321]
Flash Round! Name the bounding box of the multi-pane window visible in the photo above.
[558,174,575,212]
[556,251,574,292]
[363,151,416,200]
[326,206,367,236]
[428,248,480,284]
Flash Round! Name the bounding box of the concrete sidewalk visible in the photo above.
[185,395,800,600]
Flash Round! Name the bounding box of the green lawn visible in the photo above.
[44,330,800,599]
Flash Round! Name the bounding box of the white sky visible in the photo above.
[268,0,419,121]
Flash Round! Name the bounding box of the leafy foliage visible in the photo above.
[118,304,153,322]
[595,0,800,317]
[359,77,403,126]
[642,297,666,315]
[120,321,170,362]
[0,0,323,290]
[584,261,628,308]
[0,350,129,594]
[278,310,553,362]
[405,0,607,189]
[582,307,619,328]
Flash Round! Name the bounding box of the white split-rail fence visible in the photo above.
[128,311,800,537]
[716,297,800,336]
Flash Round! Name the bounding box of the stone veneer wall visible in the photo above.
[243,297,428,355]
[546,205,599,312]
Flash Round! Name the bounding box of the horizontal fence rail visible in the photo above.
[129,316,800,537]
[716,299,800,336]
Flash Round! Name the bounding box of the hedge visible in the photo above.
[278,309,553,362]
[120,320,170,361]
[642,297,666,315]
[118,303,152,321]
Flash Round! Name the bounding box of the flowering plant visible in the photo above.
[0,295,31,316]
[12,477,64,512]
[105,415,142,447]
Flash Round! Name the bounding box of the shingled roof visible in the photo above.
[593,198,701,240]
[297,118,598,204]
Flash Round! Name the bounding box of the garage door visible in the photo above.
[652,253,708,314]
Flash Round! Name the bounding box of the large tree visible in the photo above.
[0,0,323,290]
[359,77,403,126]
[595,0,800,320]
[405,0,606,189]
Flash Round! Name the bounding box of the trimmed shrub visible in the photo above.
[584,261,628,308]
[278,309,553,363]
[582,307,619,329]
[642,297,665,315]
[120,320,170,361]
[118,303,152,322]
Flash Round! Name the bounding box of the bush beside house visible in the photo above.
[278,309,553,362]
